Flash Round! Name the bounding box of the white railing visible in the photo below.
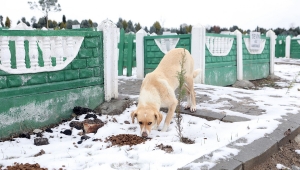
[205,36,234,56]
[0,36,84,74]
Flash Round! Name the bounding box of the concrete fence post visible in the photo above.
[285,36,291,58]
[99,19,120,101]
[234,30,243,80]
[191,24,206,84]
[266,30,276,75]
[136,29,147,79]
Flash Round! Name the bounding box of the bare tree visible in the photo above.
[28,0,62,28]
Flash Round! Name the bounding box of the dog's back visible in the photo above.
[151,48,195,90]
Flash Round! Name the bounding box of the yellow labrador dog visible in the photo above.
[131,48,200,137]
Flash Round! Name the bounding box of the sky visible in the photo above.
[1,0,300,30]
[0,61,300,169]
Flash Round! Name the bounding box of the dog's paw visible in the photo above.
[190,106,197,112]
[161,125,168,132]
[184,105,191,110]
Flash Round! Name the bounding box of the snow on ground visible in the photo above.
[0,63,299,170]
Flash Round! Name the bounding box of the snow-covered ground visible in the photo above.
[0,61,300,170]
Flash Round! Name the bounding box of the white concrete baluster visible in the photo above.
[0,36,11,68]
[225,38,230,53]
[66,37,74,59]
[215,37,219,54]
[16,37,26,69]
[42,37,51,67]
[206,37,210,50]
[221,38,225,54]
[210,37,214,53]
[29,37,39,69]
[55,37,64,66]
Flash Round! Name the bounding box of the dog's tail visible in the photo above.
[193,69,201,78]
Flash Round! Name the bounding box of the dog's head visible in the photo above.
[131,108,163,137]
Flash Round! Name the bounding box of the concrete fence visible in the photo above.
[136,25,276,86]
[0,19,119,139]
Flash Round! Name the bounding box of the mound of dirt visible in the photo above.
[254,139,300,169]
[105,134,150,147]
[3,163,48,170]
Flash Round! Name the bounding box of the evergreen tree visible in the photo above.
[0,15,4,27]
[144,26,149,33]
[92,22,98,28]
[122,20,128,30]
[153,21,161,34]
[62,15,66,23]
[88,19,93,27]
[126,20,135,33]
[17,17,31,26]
[31,16,37,25]
[5,17,11,28]
[48,19,54,28]
[149,26,156,34]
[134,23,142,32]
[80,19,91,28]
[116,18,123,29]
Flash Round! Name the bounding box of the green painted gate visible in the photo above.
[143,34,191,76]
[205,33,237,86]
[275,36,286,58]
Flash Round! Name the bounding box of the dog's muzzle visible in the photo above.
[142,132,148,137]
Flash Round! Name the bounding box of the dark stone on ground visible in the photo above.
[19,133,30,139]
[69,121,83,130]
[45,128,53,133]
[84,114,97,119]
[94,98,133,115]
[60,129,72,135]
[36,133,42,137]
[232,80,255,89]
[73,106,98,115]
[34,138,49,146]
[81,135,91,141]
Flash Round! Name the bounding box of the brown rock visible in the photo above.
[83,119,104,134]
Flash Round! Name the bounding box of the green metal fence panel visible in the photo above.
[242,36,270,80]
[275,36,286,58]
[118,28,136,76]
[290,39,300,59]
[126,34,134,76]
[118,29,125,75]
[0,30,105,139]
[143,34,191,76]
[205,34,237,86]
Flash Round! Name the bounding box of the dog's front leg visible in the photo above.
[161,99,178,132]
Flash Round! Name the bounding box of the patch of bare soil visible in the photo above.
[254,139,300,170]
[250,78,283,89]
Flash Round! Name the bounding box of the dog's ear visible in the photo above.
[131,110,137,123]
[154,111,163,125]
